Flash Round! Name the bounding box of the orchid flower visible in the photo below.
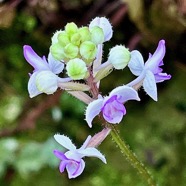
[23,45,70,98]
[128,40,171,101]
[53,134,106,179]
[85,85,140,128]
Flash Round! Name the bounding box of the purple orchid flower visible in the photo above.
[23,45,66,98]
[128,39,171,101]
[85,85,140,128]
[53,134,106,179]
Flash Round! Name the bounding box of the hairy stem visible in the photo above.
[110,125,156,186]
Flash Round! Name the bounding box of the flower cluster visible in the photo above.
[23,17,171,179]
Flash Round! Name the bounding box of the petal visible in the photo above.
[54,134,76,151]
[66,159,85,179]
[145,40,166,73]
[102,101,126,124]
[154,73,171,83]
[85,98,104,128]
[23,45,49,71]
[79,135,92,150]
[27,72,42,98]
[35,71,58,94]
[48,53,64,74]
[89,17,113,42]
[109,85,140,103]
[53,149,67,160]
[78,147,106,164]
[128,50,145,76]
[59,160,68,173]
[143,70,157,101]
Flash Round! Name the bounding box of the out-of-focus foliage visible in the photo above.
[0,0,185,185]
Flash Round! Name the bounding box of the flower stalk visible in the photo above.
[110,125,156,186]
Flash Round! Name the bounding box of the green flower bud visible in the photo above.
[66,58,88,80]
[64,43,79,59]
[108,45,131,70]
[78,26,91,42]
[80,41,97,61]
[65,22,78,36]
[50,43,65,61]
[36,71,58,94]
[90,26,104,45]
[58,31,70,47]
[71,33,81,46]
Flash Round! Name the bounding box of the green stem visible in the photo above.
[110,125,156,186]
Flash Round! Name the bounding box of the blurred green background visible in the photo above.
[0,0,185,185]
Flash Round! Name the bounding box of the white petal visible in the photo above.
[85,98,103,128]
[78,147,106,164]
[28,72,42,98]
[79,135,92,150]
[35,71,58,94]
[89,17,113,42]
[109,85,140,103]
[128,50,145,76]
[48,53,64,74]
[54,134,76,151]
[143,70,157,101]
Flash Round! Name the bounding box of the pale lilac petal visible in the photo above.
[54,134,76,151]
[78,147,106,164]
[109,85,140,103]
[65,151,81,162]
[53,150,67,160]
[27,72,42,98]
[128,50,145,76]
[145,40,166,73]
[154,73,171,83]
[23,45,49,71]
[143,70,157,101]
[85,98,104,128]
[48,53,64,74]
[89,17,113,42]
[66,159,85,179]
[79,135,92,150]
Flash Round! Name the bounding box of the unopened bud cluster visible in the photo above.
[50,23,104,62]
[50,22,105,79]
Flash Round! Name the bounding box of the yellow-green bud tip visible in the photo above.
[66,58,88,80]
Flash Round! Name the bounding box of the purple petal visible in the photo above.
[145,40,166,73]
[77,147,106,164]
[48,53,64,74]
[54,134,76,151]
[85,98,104,128]
[143,70,157,101]
[128,50,145,76]
[102,98,126,124]
[27,72,42,98]
[59,160,68,173]
[53,149,67,160]
[154,73,171,83]
[23,45,50,71]
[109,85,140,103]
[66,159,85,179]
